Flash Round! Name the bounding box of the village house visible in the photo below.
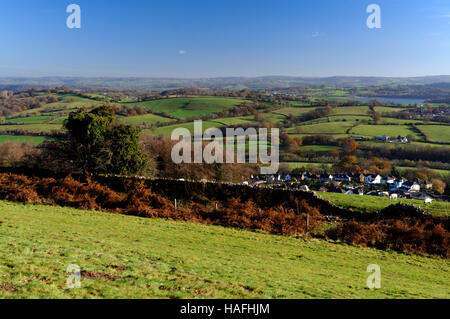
[400,181,421,192]
[334,174,352,183]
[375,136,390,142]
[391,177,407,190]
[396,137,408,143]
[364,174,382,185]
[318,174,334,184]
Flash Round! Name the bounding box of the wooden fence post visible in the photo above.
[306,214,310,233]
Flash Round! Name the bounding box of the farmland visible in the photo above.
[1,92,449,183]
[350,124,422,139]
[0,124,62,134]
[0,135,48,145]
[288,122,354,135]
[3,115,53,124]
[0,200,448,299]
[119,114,172,126]
[125,97,248,119]
[318,192,450,217]
[417,125,450,144]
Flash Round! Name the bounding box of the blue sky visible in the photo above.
[1,0,450,77]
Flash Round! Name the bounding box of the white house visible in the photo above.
[401,181,420,192]
[365,174,382,185]
[392,178,407,189]
[387,176,396,184]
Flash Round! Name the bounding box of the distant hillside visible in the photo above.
[2,75,450,91]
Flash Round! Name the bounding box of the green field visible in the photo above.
[287,122,354,135]
[282,162,333,169]
[119,114,172,126]
[333,106,370,115]
[374,106,405,114]
[17,94,103,116]
[48,116,68,124]
[43,94,104,109]
[350,124,422,139]
[212,116,255,126]
[300,145,340,152]
[275,107,317,117]
[0,135,48,145]
[0,124,62,134]
[125,97,247,119]
[318,192,450,217]
[147,121,225,136]
[417,125,450,143]
[3,115,53,124]
[0,201,448,299]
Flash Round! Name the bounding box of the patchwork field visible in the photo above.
[0,201,448,299]
[17,94,102,116]
[119,114,172,126]
[3,115,53,124]
[125,97,248,119]
[350,124,422,139]
[0,124,62,134]
[0,135,48,145]
[288,122,354,135]
[147,121,225,136]
[417,125,450,144]
[332,106,370,115]
[275,107,317,117]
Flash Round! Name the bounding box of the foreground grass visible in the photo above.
[318,192,450,216]
[0,201,448,299]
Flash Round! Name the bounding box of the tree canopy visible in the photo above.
[42,105,148,175]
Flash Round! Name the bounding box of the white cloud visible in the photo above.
[179,50,186,55]
[311,32,320,38]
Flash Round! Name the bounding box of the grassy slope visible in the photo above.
[417,125,450,143]
[3,115,53,124]
[126,97,247,119]
[0,124,62,134]
[318,192,450,216]
[148,121,225,136]
[119,114,172,126]
[0,201,448,299]
[350,124,422,139]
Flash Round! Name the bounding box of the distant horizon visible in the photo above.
[2,74,450,80]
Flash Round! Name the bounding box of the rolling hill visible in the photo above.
[0,201,448,299]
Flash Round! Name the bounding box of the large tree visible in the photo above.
[40,105,148,175]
